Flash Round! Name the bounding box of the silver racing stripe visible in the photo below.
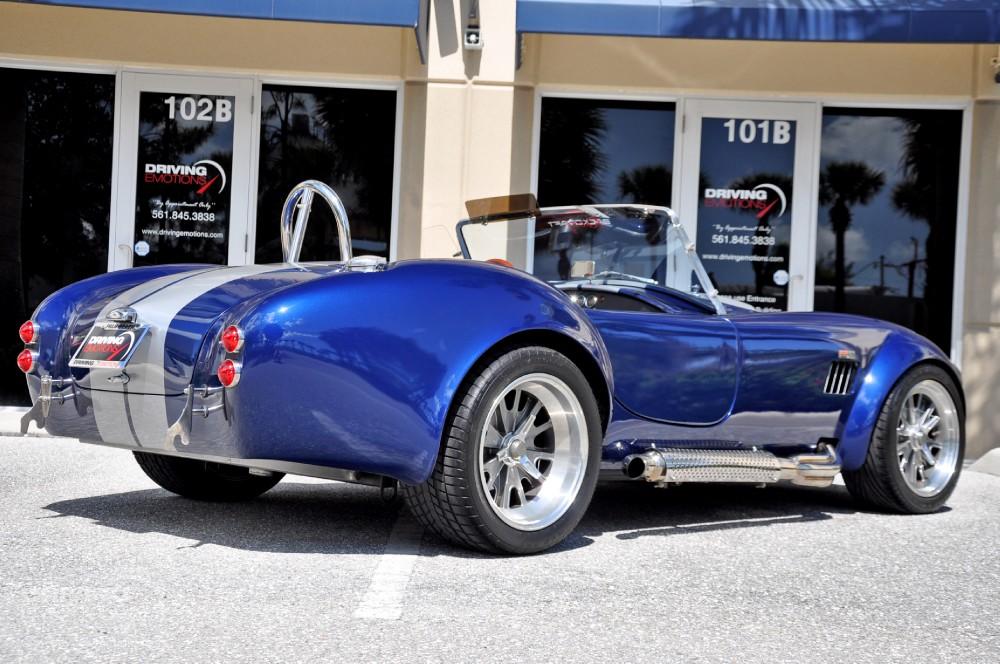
[89,264,287,449]
[88,268,218,447]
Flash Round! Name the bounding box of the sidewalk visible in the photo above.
[0,407,44,437]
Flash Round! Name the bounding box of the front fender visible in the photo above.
[228,260,612,484]
[836,330,960,471]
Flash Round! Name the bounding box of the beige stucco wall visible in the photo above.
[0,3,408,78]
[962,100,1000,458]
[2,1,1000,455]
[521,34,984,100]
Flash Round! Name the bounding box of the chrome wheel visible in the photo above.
[478,373,589,531]
[896,380,961,497]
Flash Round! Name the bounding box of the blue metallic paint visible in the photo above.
[222,260,612,484]
[835,327,960,471]
[30,264,207,382]
[588,310,739,425]
[26,258,958,485]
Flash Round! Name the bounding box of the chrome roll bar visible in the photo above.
[280,180,353,265]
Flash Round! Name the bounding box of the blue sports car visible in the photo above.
[18,181,965,554]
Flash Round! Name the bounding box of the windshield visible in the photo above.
[458,205,722,309]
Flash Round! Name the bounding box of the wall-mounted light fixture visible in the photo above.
[464,0,483,50]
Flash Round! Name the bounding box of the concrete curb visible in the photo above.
[0,407,45,437]
[969,448,1000,477]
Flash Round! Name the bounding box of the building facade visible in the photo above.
[2,0,999,457]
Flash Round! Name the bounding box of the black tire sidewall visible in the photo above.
[460,348,602,554]
[877,364,965,512]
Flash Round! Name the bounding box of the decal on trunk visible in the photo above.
[68,323,149,370]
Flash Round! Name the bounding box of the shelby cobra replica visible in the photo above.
[18,182,964,554]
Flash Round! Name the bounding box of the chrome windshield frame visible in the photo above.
[456,203,726,316]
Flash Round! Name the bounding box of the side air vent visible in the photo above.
[823,360,857,395]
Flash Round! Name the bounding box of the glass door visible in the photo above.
[111,72,254,270]
[678,99,818,311]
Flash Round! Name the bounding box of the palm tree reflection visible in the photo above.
[818,161,885,312]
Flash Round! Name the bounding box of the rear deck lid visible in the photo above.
[73,264,327,395]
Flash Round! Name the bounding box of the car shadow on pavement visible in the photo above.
[42,480,402,555]
[574,481,863,545]
[40,477,894,557]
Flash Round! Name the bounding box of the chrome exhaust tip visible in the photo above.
[623,454,648,480]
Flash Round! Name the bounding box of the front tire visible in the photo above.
[843,364,964,514]
[133,452,283,501]
[403,346,603,554]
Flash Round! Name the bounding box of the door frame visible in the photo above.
[110,71,256,270]
[677,98,820,312]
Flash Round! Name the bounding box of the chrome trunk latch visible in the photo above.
[107,307,139,325]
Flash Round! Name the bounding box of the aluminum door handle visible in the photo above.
[117,243,134,268]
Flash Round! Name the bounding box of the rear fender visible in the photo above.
[228,260,612,484]
[836,331,960,471]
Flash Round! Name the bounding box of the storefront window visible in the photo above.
[537,98,676,207]
[255,84,397,262]
[815,108,962,352]
[0,68,115,405]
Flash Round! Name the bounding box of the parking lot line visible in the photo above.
[353,513,425,620]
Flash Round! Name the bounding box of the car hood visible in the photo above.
[724,308,951,363]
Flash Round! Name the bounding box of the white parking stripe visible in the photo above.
[353,515,425,620]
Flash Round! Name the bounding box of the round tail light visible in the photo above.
[17,349,36,373]
[221,325,243,353]
[19,320,36,344]
[217,359,241,388]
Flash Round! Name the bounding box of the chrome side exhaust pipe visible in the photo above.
[623,444,840,488]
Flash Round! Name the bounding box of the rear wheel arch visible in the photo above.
[406,343,604,553]
[451,329,612,439]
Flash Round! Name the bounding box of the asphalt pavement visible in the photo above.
[1,434,998,663]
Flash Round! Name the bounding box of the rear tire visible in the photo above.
[843,364,964,514]
[403,346,602,554]
[133,452,283,501]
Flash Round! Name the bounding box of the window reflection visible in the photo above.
[815,109,961,352]
[0,68,115,404]
[256,85,396,262]
[538,98,676,207]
